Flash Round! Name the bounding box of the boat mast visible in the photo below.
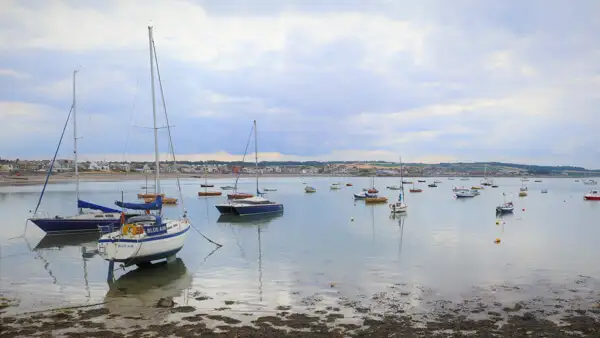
[399,156,404,201]
[148,26,160,195]
[73,70,80,209]
[254,120,259,195]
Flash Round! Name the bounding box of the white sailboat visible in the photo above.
[390,157,407,213]
[97,26,190,266]
[481,164,493,186]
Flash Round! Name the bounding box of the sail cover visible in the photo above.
[78,199,121,213]
[115,195,162,210]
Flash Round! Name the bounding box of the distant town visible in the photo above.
[0,158,597,177]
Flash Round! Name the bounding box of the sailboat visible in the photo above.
[198,166,222,197]
[496,193,514,214]
[97,26,190,266]
[481,164,493,186]
[200,164,214,187]
[216,120,284,216]
[367,176,379,193]
[390,157,407,213]
[28,70,136,234]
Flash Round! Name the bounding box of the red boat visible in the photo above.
[368,188,378,193]
[409,188,423,193]
[584,190,600,201]
[346,183,353,186]
[228,193,253,200]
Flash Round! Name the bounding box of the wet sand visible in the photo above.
[2,287,599,337]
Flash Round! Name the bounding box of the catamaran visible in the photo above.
[97,26,190,266]
[28,70,135,234]
[216,121,283,216]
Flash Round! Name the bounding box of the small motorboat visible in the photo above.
[418,180,426,183]
[200,184,214,188]
[519,191,527,197]
[402,180,413,184]
[583,179,598,185]
[221,186,235,190]
[346,183,353,187]
[584,190,600,201]
[354,192,377,199]
[409,188,422,193]
[496,201,514,214]
[455,188,475,198]
[387,185,401,190]
[198,191,222,197]
[365,196,388,204]
[541,189,548,194]
[228,193,254,200]
[491,184,499,188]
[428,183,437,188]
[263,188,277,192]
[305,186,317,193]
[534,180,542,183]
[330,183,341,190]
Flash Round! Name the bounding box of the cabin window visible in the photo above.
[95,215,104,218]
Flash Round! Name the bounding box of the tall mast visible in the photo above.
[254,120,259,195]
[148,26,160,194]
[73,70,80,208]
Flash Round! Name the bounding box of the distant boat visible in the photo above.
[354,191,375,199]
[263,188,277,192]
[574,180,580,182]
[496,201,514,214]
[221,186,235,190]
[390,157,407,213]
[471,186,483,190]
[583,179,598,185]
[198,191,222,197]
[481,164,493,186]
[409,182,422,193]
[433,180,442,184]
[541,189,548,194]
[216,120,283,216]
[305,186,317,193]
[460,177,470,181]
[584,190,600,201]
[418,180,426,183]
[387,185,401,190]
[491,184,499,188]
[330,183,341,190]
[448,177,455,180]
[521,178,530,182]
[534,179,542,183]
[365,196,388,204]
[346,183,353,186]
[200,184,214,188]
[368,176,378,193]
[455,188,475,198]
[520,180,528,192]
[403,180,413,184]
[428,183,437,187]
[519,191,528,197]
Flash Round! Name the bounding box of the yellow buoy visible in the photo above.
[494,238,501,244]
[496,220,500,225]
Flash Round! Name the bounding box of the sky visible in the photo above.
[1,0,599,168]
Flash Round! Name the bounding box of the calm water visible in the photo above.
[1,177,599,316]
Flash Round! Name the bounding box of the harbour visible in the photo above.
[1,176,599,336]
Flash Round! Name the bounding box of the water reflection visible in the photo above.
[104,258,192,319]
[216,212,283,302]
[31,233,100,302]
[390,213,406,260]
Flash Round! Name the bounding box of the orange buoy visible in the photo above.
[494,238,501,244]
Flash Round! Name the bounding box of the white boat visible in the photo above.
[390,157,408,213]
[221,186,235,190]
[354,191,376,199]
[330,183,341,190]
[584,190,600,201]
[460,177,470,181]
[583,179,598,185]
[455,188,476,198]
[433,180,442,184]
[496,201,514,214]
[541,189,548,194]
[97,26,190,266]
[481,165,493,186]
[387,185,401,190]
[305,186,316,193]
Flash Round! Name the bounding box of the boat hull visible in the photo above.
[232,203,284,216]
[98,221,189,265]
[198,191,222,196]
[584,196,600,201]
[29,215,131,234]
[228,193,253,200]
[496,208,514,213]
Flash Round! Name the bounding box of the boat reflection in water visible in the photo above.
[104,258,192,320]
[217,212,283,302]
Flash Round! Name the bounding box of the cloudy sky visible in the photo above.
[1,0,599,167]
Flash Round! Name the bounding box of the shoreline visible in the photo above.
[1,289,598,337]
[0,172,588,187]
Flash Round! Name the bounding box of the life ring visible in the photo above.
[121,223,135,236]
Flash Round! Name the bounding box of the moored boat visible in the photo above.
[228,192,254,199]
[221,186,235,190]
[305,186,317,193]
[455,188,475,198]
[496,201,514,214]
[418,180,426,183]
[198,191,222,197]
[471,186,483,190]
[387,185,401,190]
[200,184,214,188]
[365,196,388,204]
[584,190,600,201]
[541,189,548,194]
[519,191,528,197]
[354,191,376,199]
[346,183,353,186]
[409,188,423,193]
[330,183,341,190]
[428,183,437,188]
[583,179,598,185]
[97,27,190,267]
[144,196,177,205]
